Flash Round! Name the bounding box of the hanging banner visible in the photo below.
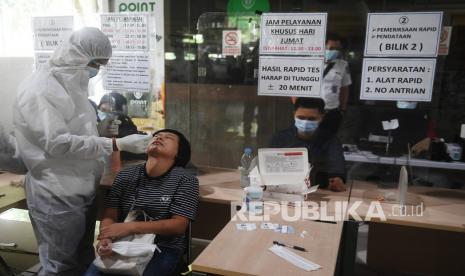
[103,52,150,93]
[364,12,442,57]
[258,56,323,97]
[32,16,73,51]
[222,30,241,56]
[360,58,436,102]
[101,13,149,51]
[259,13,327,56]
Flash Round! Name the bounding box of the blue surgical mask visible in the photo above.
[295,117,319,133]
[97,110,109,121]
[325,50,340,62]
[86,66,99,78]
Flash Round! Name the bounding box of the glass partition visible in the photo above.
[164,1,465,186]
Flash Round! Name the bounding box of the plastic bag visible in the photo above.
[93,210,159,276]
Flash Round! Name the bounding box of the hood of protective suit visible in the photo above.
[50,27,112,68]
[48,27,112,96]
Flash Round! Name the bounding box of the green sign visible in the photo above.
[117,1,156,12]
[227,0,270,14]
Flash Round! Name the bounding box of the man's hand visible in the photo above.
[98,223,134,241]
[96,238,113,257]
[328,177,346,192]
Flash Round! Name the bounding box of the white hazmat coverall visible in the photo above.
[13,27,147,276]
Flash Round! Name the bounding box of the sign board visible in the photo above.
[259,13,327,56]
[258,148,309,186]
[101,13,149,51]
[439,26,452,56]
[364,12,442,57]
[116,0,156,12]
[222,30,241,56]
[32,16,73,51]
[360,58,436,102]
[227,0,270,14]
[114,0,165,120]
[103,52,150,93]
[258,56,323,97]
[115,0,163,52]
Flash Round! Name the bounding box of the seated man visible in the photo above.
[270,97,346,192]
[85,129,199,276]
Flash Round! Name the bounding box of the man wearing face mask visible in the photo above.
[270,98,346,192]
[98,92,140,138]
[323,33,351,116]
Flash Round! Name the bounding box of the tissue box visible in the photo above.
[249,148,318,202]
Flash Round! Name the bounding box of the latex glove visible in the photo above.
[97,118,121,137]
[115,134,151,153]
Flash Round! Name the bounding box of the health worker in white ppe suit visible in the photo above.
[13,27,151,276]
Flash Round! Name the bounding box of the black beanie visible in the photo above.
[153,129,191,167]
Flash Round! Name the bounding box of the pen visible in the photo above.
[0,194,6,198]
[273,241,307,252]
[314,219,336,224]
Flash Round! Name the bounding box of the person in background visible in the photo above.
[289,34,351,134]
[323,33,352,114]
[98,92,141,138]
[13,27,151,276]
[85,129,199,276]
[270,98,346,192]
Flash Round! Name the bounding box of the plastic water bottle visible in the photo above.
[244,185,263,215]
[240,147,254,188]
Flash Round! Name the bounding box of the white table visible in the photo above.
[344,151,465,171]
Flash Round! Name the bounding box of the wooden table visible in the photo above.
[192,168,355,275]
[192,208,344,276]
[194,167,352,239]
[348,180,465,232]
[197,167,351,205]
[197,168,242,203]
[347,181,465,275]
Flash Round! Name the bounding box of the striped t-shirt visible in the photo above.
[103,164,199,252]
